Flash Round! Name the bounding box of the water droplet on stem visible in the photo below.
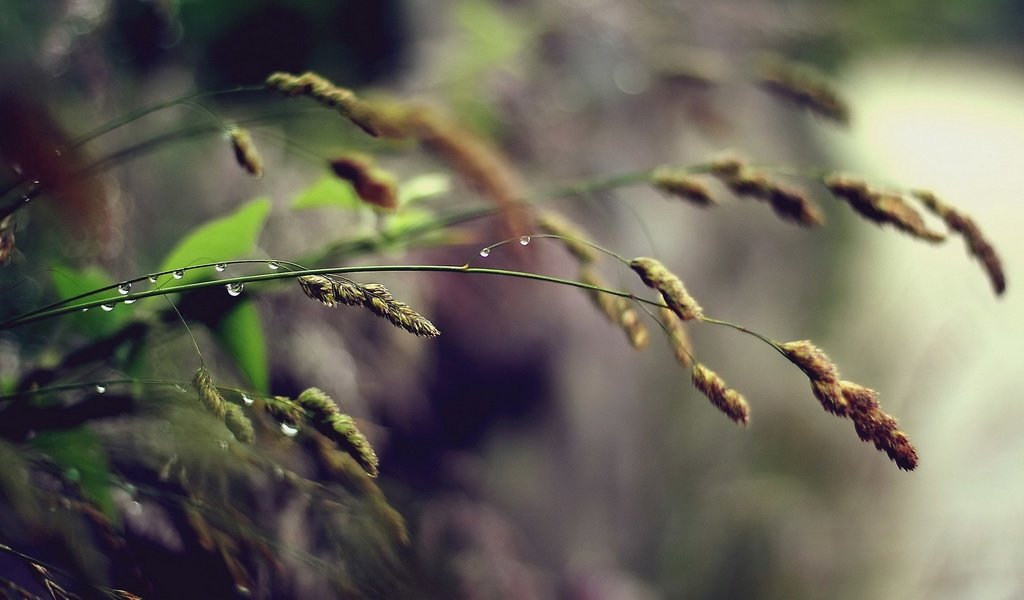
[267,261,280,270]
[519,236,531,246]
[118,283,131,295]
[215,263,227,272]
[226,282,244,297]
[101,303,115,312]
[479,248,491,258]
[280,422,299,437]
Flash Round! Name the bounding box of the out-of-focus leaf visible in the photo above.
[31,429,115,520]
[398,173,451,206]
[210,300,268,393]
[292,175,362,211]
[51,264,128,338]
[382,207,438,239]
[158,197,271,286]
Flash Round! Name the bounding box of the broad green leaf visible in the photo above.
[398,173,451,206]
[31,429,115,520]
[158,197,272,286]
[292,174,362,211]
[210,300,269,393]
[51,264,128,338]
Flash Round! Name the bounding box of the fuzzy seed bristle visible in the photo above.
[192,366,226,420]
[227,127,263,178]
[780,340,846,415]
[579,267,649,350]
[629,257,704,321]
[536,211,598,264]
[651,168,715,207]
[659,307,693,367]
[840,381,918,470]
[758,60,851,125]
[914,190,1006,295]
[329,155,399,211]
[825,175,946,242]
[690,363,750,425]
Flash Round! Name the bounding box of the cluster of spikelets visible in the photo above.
[756,58,851,125]
[192,366,379,477]
[298,274,440,338]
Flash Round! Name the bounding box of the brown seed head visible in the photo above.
[659,307,694,367]
[651,168,715,207]
[298,275,338,307]
[361,284,441,337]
[629,257,704,321]
[825,175,946,242]
[227,127,263,178]
[758,60,851,125]
[690,363,750,425]
[295,388,379,477]
[840,381,918,470]
[913,190,1006,295]
[224,403,254,443]
[780,340,847,415]
[329,155,398,211]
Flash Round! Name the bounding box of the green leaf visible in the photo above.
[398,173,451,206]
[211,301,268,393]
[292,174,362,211]
[51,264,128,338]
[31,429,115,520]
[382,207,438,239]
[158,197,272,286]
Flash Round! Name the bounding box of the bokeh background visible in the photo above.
[2,0,1023,598]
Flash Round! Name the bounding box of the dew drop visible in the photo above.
[148,275,158,283]
[519,236,531,246]
[215,263,227,272]
[101,303,115,312]
[241,393,254,406]
[279,422,299,437]
[95,384,107,393]
[32,179,40,186]
[172,270,184,279]
[479,248,491,258]
[124,299,136,304]
[128,501,143,516]
[117,283,131,295]
[267,261,280,270]
[225,282,244,297]
[235,584,252,597]
[273,467,285,480]
[81,307,89,312]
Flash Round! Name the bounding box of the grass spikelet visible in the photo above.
[758,59,850,125]
[779,340,846,415]
[690,363,750,425]
[224,403,254,443]
[332,279,368,306]
[710,164,823,226]
[297,387,380,477]
[226,126,263,178]
[361,283,441,337]
[329,154,399,211]
[824,175,946,242]
[536,210,598,264]
[659,307,693,367]
[0,214,15,266]
[579,267,648,349]
[192,366,226,420]
[913,190,1006,295]
[840,381,918,470]
[629,257,704,321]
[298,275,338,307]
[651,168,715,206]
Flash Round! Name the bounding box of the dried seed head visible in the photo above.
[780,340,847,415]
[914,190,1006,295]
[192,365,226,420]
[825,175,946,242]
[578,267,648,350]
[766,183,824,227]
[651,168,715,207]
[298,275,338,307]
[224,403,254,443]
[226,127,263,178]
[711,164,823,227]
[758,59,851,125]
[329,155,398,211]
[659,307,693,367]
[708,154,745,179]
[691,363,750,425]
[332,280,368,306]
[361,284,441,337]
[536,211,598,264]
[840,381,918,470]
[629,257,704,321]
